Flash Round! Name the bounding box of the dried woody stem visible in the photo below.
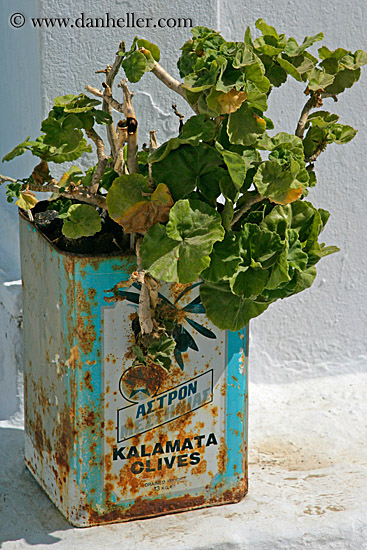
[118,79,139,174]
[148,130,158,191]
[114,121,128,175]
[0,173,107,209]
[102,42,125,159]
[85,128,108,193]
[135,238,154,335]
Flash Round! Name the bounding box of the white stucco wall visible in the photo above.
[0,0,366,417]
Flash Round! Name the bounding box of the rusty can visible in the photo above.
[19,212,249,526]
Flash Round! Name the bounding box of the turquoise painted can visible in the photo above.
[20,212,249,526]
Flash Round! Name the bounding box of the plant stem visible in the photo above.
[119,79,139,174]
[148,130,158,191]
[230,193,264,228]
[295,91,338,139]
[135,237,154,335]
[85,128,108,193]
[151,62,199,114]
[102,43,124,158]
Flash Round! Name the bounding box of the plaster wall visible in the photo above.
[0,0,366,417]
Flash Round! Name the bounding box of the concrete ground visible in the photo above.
[1,372,366,550]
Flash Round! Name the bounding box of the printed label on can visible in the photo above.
[102,284,228,501]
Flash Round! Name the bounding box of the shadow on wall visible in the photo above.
[0,427,71,547]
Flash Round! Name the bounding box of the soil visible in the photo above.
[30,200,131,255]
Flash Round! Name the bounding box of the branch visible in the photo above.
[0,174,18,184]
[172,104,184,132]
[118,79,139,174]
[85,128,108,193]
[148,130,158,191]
[30,181,107,209]
[305,142,328,163]
[296,91,338,139]
[102,43,125,158]
[102,82,124,112]
[230,193,264,228]
[136,238,153,335]
[114,120,128,175]
[151,61,198,114]
[86,84,125,115]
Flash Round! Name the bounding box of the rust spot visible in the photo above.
[217,437,227,474]
[191,459,207,475]
[88,493,206,525]
[81,408,96,427]
[66,345,81,369]
[87,287,97,301]
[84,371,93,392]
[54,404,74,474]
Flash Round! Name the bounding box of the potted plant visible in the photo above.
[1,20,365,526]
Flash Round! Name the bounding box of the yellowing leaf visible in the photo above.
[217,89,247,114]
[107,175,174,234]
[16,191,38,210]
[58,166,83,187]
[31,160,51,186]
[253,113,266,130]
[269,186,303,205]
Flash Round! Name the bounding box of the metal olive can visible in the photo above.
[20,213,249,527]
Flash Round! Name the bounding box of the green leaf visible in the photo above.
[306,111,339,129]
[277,55,305,82]
[253,35,287,56]
[219,174,240,202]
[233,44,258,68]
[200,281,270,331]
[246,84,268,111]
[306,68,335,91]
[148,334,176,371]
[231,266,270,298]
[254,159,304,204]
[151,143,225,201]
[238,223,284,268]
[318,46,349,61]
[261,266,317,300]
[140,199,225,283]
[215,142,247,189]
[255,19,279,39]
[324,68,360,94]
[39,111,93,162]
[92,109,113,125]
[284,32,323,57]
[203,231,241,283]
[183,57,226,92]
[54,93,101,113]
[265,62,288,87]
[62,204,101,239]
[122,50,147,83]
[221,199,234,231]
[331,124,357,144]
[227,102,266,146]
[137,39,160,61]
[149,115,216,164]
[260,204,292,240]
[2,137,34,162]
[180,114,216,141]
[286,229,308,270]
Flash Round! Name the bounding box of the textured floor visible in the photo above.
[1,372,366,550]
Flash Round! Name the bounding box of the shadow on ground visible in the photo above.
[0,427,71,547]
